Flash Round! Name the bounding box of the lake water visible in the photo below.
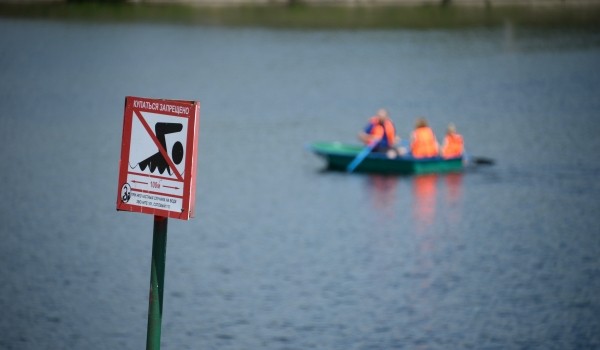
[1,17,599,350]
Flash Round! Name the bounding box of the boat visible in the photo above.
[308,141,464,175]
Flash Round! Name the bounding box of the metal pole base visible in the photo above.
[146,215,168,350]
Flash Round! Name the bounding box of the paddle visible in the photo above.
[347,139,379,173]
[464,152,495,166]
[471,156,495,165]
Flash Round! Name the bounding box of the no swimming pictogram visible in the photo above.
[131,110,186,181]
[117,96,200,220]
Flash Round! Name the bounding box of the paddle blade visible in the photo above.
[473,157,495,165]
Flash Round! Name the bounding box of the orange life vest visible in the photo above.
[367,117,396,147]
[411,126,439,158]
[441,133,464,159]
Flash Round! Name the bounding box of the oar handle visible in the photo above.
[347,140,378,173]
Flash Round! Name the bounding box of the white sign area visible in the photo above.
[126,111,188,212]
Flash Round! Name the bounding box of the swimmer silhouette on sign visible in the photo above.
[138,122,184,175]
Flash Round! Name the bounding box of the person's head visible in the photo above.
[415,117,428,129]
[376,108,389,122]
[447,123,457,134]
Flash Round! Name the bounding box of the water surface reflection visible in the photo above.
[364,172,464,226]
[412,173,464,229]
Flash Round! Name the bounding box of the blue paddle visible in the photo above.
[347,139,380,173]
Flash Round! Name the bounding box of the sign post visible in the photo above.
[147,215,168,350]
[116,96,200,349]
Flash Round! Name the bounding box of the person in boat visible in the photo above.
[358,108,400,157]
[410,117,439,158]
[441,123,464,159]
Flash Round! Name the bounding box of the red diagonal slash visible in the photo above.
[134,110,184,182]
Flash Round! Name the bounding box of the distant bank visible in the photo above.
[155,0,600,5]
[3,0,600,5]
[1,0,600,28]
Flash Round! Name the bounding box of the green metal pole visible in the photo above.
[146,215,168,350]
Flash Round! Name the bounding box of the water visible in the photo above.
[1,17,599,349]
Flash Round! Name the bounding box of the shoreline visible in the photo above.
[1,2,600,29]
[3,0,600,5]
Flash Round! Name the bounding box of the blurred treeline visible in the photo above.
[1,0,600,29]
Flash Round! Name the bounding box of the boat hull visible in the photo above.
[309,142,463,175]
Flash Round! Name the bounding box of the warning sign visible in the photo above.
[117,96,200,220]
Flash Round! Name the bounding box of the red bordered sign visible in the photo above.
[116,96,200,220]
